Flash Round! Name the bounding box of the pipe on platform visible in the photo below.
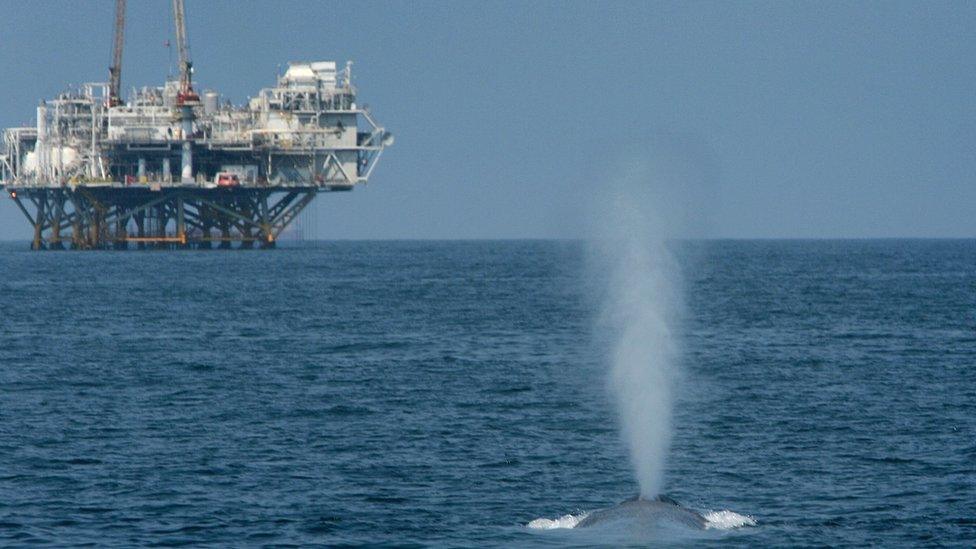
[36,105,47,182]
[180,105,193,183]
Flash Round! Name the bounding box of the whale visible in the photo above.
[576,495,707,530]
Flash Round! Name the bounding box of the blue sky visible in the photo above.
[1,1,974,239]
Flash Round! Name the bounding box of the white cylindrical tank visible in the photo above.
[35,105,48,179]
[50,147,80,170]
[23,151,38,175]
[203,91,218,115]
[36,105,47,141]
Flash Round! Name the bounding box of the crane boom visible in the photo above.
[172,0,198,103]
[108,0,126,106]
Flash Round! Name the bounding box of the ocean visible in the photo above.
[0,240,973,547]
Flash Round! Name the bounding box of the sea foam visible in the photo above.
[526,512,588,530]
[703,510,758,529]
[528,507,757,531]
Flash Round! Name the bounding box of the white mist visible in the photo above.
[589,160,688,499]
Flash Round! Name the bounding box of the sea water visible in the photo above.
[0,240,973,546]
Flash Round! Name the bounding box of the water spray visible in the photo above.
[590,161,685,498]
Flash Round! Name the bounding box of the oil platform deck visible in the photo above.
[0,2,391,250]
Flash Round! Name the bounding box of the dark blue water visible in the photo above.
[1,240,973,547]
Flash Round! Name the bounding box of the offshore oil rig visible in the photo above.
[0,1,392,250]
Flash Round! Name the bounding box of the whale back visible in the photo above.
[652,494,683,506]
[577,495,707,530]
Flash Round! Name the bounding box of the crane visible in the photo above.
[172,0,199,104]
[107,0,126,106]
[170,0,198,181]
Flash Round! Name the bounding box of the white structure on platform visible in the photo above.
[0,61,392,191]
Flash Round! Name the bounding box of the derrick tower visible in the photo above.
[0,1,392,250]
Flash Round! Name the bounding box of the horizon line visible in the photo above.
[0,236,974,244]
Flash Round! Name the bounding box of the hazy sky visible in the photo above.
[1,1,973,239]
